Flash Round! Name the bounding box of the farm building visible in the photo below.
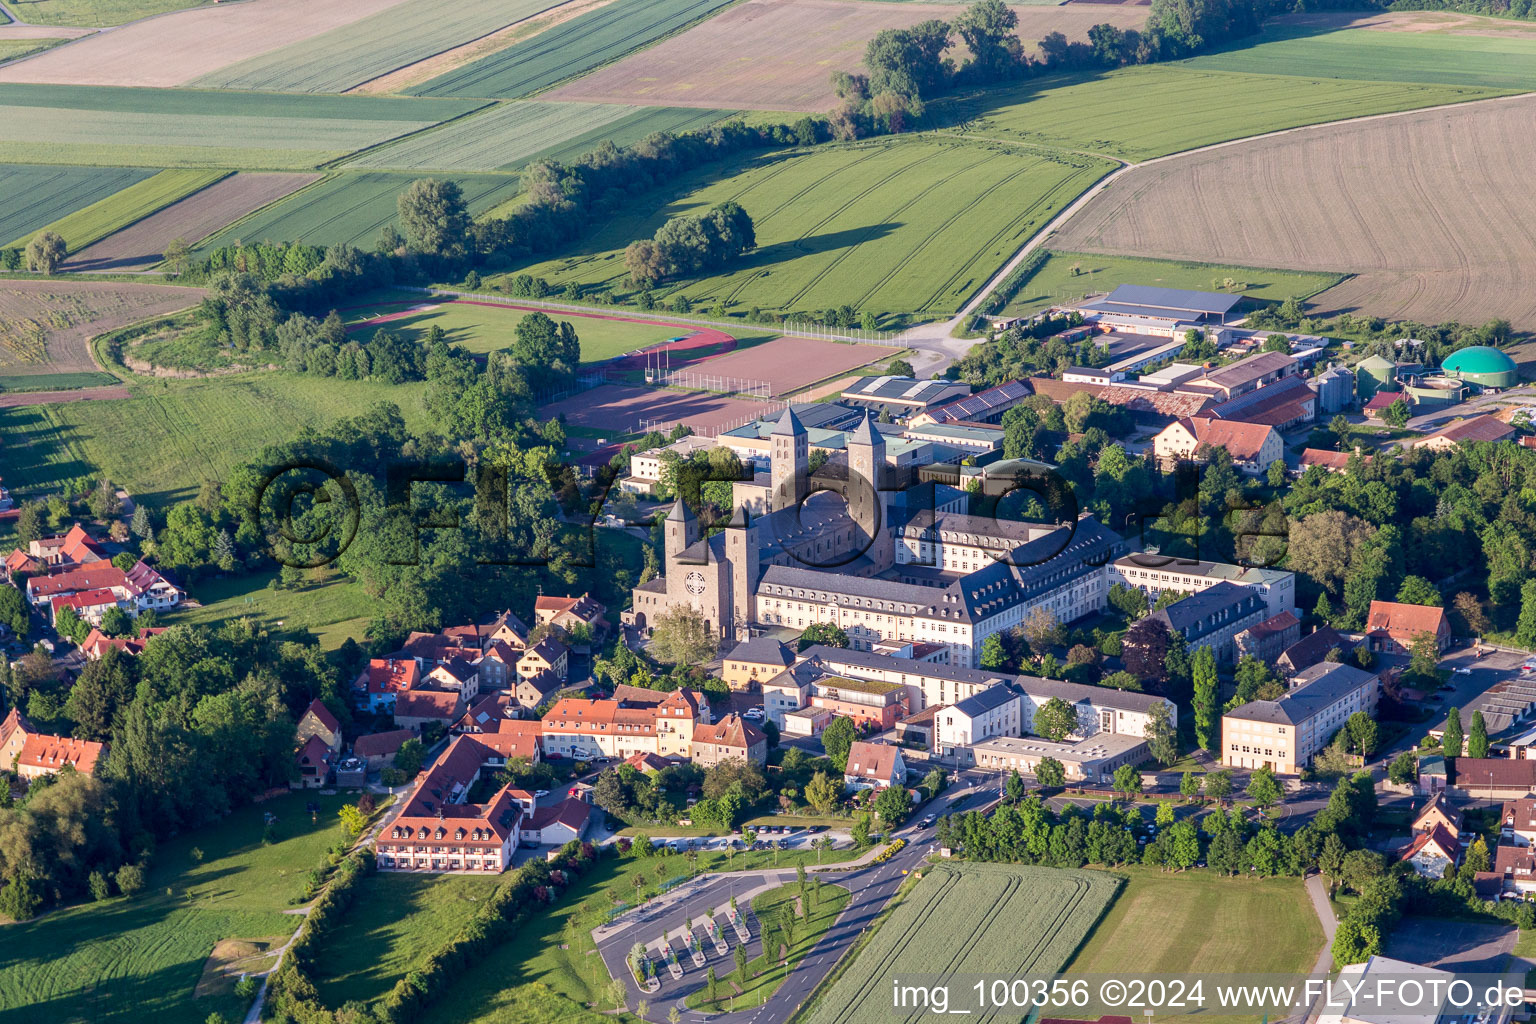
[1071,284,1245,327]
[1442,345,1518,389]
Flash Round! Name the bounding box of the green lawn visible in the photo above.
[501,137,1115,322]
[941,65,1504,162]
[686,882,851,1013]
[1001,250,1343,316]
[0,792,358,1024]
[164,567,379,650]
[1065,866,1322,974]
[0,37,67,61]
[1183,21,1536,89]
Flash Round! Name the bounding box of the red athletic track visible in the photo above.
[341,299,737,367]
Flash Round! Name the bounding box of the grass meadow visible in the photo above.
[1,0,207,25]
[0,163,154,247]
[0,37,67,61]
[6,168,226,250]
[1002,251,1343,316]
[196,171,521,251]
[165,567,380,650]
[501,137,1114,321]
[349,102,733,172]
[0,792,358,1024]
[409,0,741,99]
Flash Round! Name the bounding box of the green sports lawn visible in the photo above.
[502,137,1115,321]
[0,792,361,1024]
[1002,251,1343,316]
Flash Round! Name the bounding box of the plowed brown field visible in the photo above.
[545,0,1147,111]
[0,281,201,373]
[0,0,410,87]
[1049,94,1536,329]
[65,172,320,272]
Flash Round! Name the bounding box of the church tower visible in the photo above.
[724,505,759,640]
[847,412,893,571]
[769,406,808,512]
[664,496,698,567]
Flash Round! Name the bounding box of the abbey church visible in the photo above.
[625,408,1123,668]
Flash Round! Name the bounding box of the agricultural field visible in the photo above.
[1064,867,1321,976]
[502,137,1114,321]
[545,0,1147,112]
[348,101,731,172]
[409,0,739,99]
[1047,92,1536,330]
[943,64,1504,162]
[0,371,431,503]
[538,383,781,434]
[1002,251,1343,317]
[1183,13,1536,89]
[804,862,1121,1024]
[194,171,522,252]
[0,792,361,1024]
[8,168,225,251]
[65,171,322,272]
[0,0,207,26]
[0,83,482,168]
[0,279,201,375]
[0,0,410,88]
[0,163,154,247]
[0,37,66,61]
[192,0,567,93]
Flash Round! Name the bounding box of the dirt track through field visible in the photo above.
[0,0,411,86]
[546,0,1147,111]
[1046,93,1536,332]
[65,172,320,272]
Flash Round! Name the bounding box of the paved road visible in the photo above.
[596,782,989,1023]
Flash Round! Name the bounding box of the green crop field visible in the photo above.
[944,65,1505,162]
[804,862,1121,1024]
[192,0,566,93]
[1183,23,1536,89]
[0,37,66,61]
[0,163,155,247]
[0,372,430,504]
[7,168,226,250]
[196,171,522,251]
[0,792,361,1024]
[0,84,482,168]
[349,101,732,172]
[501,137,1114,321]
[1002,251,1344,316]
[0,370,120,391]
[1,0,208,26]
[410,0,740,99]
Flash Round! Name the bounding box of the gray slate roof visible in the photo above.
[1226,662,1377,726]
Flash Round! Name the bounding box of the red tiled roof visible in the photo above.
[4,548,40,574]
[1400,822,1460,863]
[50,588,118,614]
[295,733,332,769]
[1452,757,1536,790]
[624,751,672,772]
[31,567,125,600]
[1299,448,1372,471]
[845,740,901,781]
[60,524,108,563]
[353,729,414,759]
[18,732,105,775]
[302,698,340,735]
[526,796,589,833]
[1418,415,1516,446]
[358,658,420,696]
[395,689,462,722]
[81,626,165,658]
[693,713,764,750]
[1172,416,1277,461]
[1366,600,1447,639]
[1243,610,1299,641]
[477,721,541,761]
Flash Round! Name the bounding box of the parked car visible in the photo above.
[534,789,550,798]
[919,816,936,828]
[1454,667,1473,675]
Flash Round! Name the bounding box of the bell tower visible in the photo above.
[770,407,808,512]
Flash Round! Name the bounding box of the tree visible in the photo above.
[885,358,913,376]
[1382,398,1411,428]
[649,604,717,665]
[1121,617,1170,682]
[338,804,367,838]
[1192,646,1218,751]
[1022,606,1064,654]
[26,231,66,274]
[1146,701,1178,767]
[1395,575,1441,607]
[798,622,849,652]
[1155,799,1175,827]
[1033,697,1077,742]
[1004,769,1026,804]
[1516,581,1536,647]
[1468,709,1490,759]
[394,738,425,775]
[872,784,912,825]
[978,633,1006,670]
[734,938,748,977]
[1345,712,1379,758]
[805,771,841,815]
[115,863,146,897]
[1111,763,1141,800]
[1442,707,1464,759]
[397,178,470,259]
[850,814,871,847]
[1287,510,1374,596]
[1318,832,1348,892]
[98,606,133,637]
[1387,749,1418,786]
[1247,766,1282,811]
[820,717,858,771]
[1035,757,1065,788]
[1179,771,1203,802]
[1204,769,1234,805]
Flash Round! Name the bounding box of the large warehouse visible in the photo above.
[1073,284,1246,326]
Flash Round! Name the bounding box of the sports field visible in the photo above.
[538,382,779,434]
[546,0,1147,111]
[348,101,730,172]
[0,163,154,247]
[64,171,321,272]
[503,137,1114,320]
[1001,251,1343,317]
[409,0,740,99]
[0,792,362,1024]
[8,168,225,251]
[0,0,409,87]
[804,862,1121,1024]
[684,335,894,395]
[1048,92,1536,330]
[192,0,567,93]
[0,280,200,374]
[945,65,1504,162]
[194,171,521,251]
[0,84,482,168]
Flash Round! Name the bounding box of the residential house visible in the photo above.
[425,658,481,703]
[292,735,334,789]
[354,658,421,713]
[0,708,106,780]
[296,699,342,757]
[456,693,516,734]
[1148,582,1269,665]
[517,637,569,688]
[843,740,905,790]
[1502,797,1536,846]
[1152,416,1283,475]
[533,593,608,640]
[1495,842,1536,894]
[935,683,1023,761]
[394,689,464,730]
[28,523,108,568]
[520,797,591,847]
[81,626,166,660]
[353,729,415,772]
[541,691,703,761]
[1415,792,1463,837]
[1234,610,1301,666]
[513,670,565,712]
[808,675,908,732]
[721,637,795,690]
[689,713,767,767]
[761,668,812,729]
[1276,627,1365,676]
[1365,600,1450,655]
[49,588,120,627]
[1400,824,1460,878]
[1410,415,1517,451]
[624,751,673,774]
[377,735,526,873]
[3,548,42,579]
[1222,662,1379,774]
[1299,448,1373,474]
[27,560,182,614]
